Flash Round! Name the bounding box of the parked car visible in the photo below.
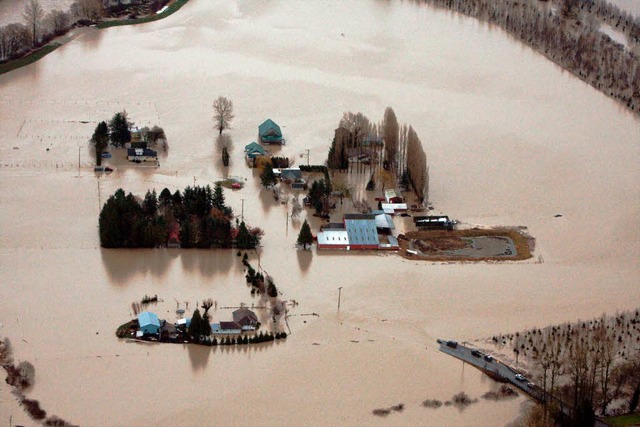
[104,167,113,172]
[101,152,112,158]
[231,182,242,189]
[515,374,526,382]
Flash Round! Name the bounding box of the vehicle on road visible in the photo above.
[471,350,482,357]
[527,381,535,388]
[515,374,526,381]
[446,340,458,349]
[484,354,494,362]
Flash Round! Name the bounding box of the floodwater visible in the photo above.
[0,0,638,425]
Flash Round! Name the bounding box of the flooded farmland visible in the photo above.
[0,0,639,425]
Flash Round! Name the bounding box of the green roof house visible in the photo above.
[258,119,283,145]
[245,142,267,159]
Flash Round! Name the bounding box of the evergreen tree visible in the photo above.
[91,121,109,166]
[236,221,255,249]
[212,182,226,211]
[159,188,173,209]
[142,190,158,218]
[297,219,314,250]
[108,111,131,148]
[260,161,277,188]
[188,309,204,342]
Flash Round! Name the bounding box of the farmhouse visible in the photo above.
[211,321,242,335]
[137,311,160,336]
[127,148,157,162]
[233,308,259,331]
[258,119,283,145]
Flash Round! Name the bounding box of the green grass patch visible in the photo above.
[97,0,191,29]
[116,320,137,338]
[604,413,640,427]
[0,43,62,76]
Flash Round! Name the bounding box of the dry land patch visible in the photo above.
[399,228,534,261]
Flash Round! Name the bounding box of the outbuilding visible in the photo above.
[413,215,454,230]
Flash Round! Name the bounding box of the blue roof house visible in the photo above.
[258,119,283,145]
[138,311,161,335]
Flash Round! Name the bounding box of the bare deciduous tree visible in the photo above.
[406,126,429,203]
[0,23,31,61]
[71,0,103,21]
[212,96,235,135]
[23,0,44,47]
[291,195,302,218]
[339,112,371,148]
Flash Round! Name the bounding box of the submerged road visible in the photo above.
[437,339,545,400]
[438,340,609,427]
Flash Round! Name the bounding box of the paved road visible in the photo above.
[437,339,545,400]
[438,340,609,427]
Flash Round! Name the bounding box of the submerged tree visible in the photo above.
[383,107,399,170]
[260,160,277,188]
[109,111,131,148]
[91,121,109,165]
[212,96,234,134]
[297,219,314,250]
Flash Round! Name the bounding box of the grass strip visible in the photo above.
[604,413,640,427]
[0,43,62,76]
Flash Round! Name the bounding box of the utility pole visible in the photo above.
[241,198,245,222]
[337,287,343,311]
[306,149,310,166]
[286,212,289,236]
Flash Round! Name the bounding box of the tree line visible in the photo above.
[493,309,640,423]
[0,0,174,63]
[327,108,429,203]
[99,183,263,249]
[418,0,640,115]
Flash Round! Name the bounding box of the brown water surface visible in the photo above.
[1,0,639,425]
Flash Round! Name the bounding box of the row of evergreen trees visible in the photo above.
[99,183,262,249]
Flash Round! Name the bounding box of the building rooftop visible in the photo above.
[138,311,160,328]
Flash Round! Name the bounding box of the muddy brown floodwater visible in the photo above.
[0,0,639,425]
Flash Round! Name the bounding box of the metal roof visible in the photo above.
[258,119,282,137]
[317,228,349,246]
[137,311,160,328]
[344,216,379,246]
[375,213,395,229]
